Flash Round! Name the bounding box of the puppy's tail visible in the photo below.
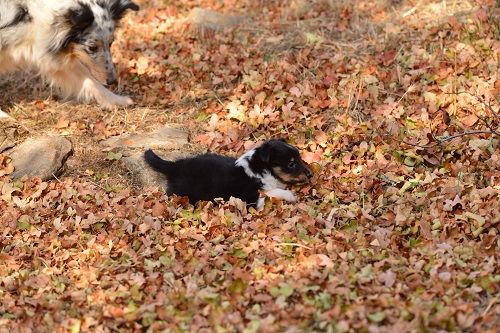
[144,149,174,175]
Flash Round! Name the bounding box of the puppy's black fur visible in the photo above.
[144,139,312,207]
[144,152,262,205]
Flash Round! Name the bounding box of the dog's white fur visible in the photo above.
[235,149,298,207]
[0,0,137,109]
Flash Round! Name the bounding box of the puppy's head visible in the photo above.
[254,139,313,184]
[52,0,139,85]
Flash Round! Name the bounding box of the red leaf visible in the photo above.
[380,49,396,66]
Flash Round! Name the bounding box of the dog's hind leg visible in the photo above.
[46,61,133,109]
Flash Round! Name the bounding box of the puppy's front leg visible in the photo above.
[48,62,133,109]
[265,188,297,203]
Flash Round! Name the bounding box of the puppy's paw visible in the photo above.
[265,189,297,203]
[280,190,297,203]
[256,197,265,211]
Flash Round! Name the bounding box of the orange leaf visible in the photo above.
[461,114,479,127]
[152,202,165,217]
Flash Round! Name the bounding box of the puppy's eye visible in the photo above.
[88,45,99,53]
[288,161,297,169]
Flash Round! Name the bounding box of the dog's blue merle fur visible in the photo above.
[144,139,313,208]
[0,4,31,31]
[0,0,139,107]
[52,0,139,85]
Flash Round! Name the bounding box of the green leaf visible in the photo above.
[130,284,143,301]
[270,283,294,298]
[197,111,209,122]
[144,259,160,271]
[409,237,421,248]
[367,312,386,323]
[464,212,486,226]
[106,151,123,161]
[229,278,247,294]
[364,74,378,85]
[17,215,31,231]
[242,320,260,333]
[159,254,173,267]
[70,320,81,333]
[358,264,374,281]
[305,32,324,45]
[124,301,139,321]
[231,248,248,259]
[423,91,436,103]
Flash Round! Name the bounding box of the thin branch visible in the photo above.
[482,296,498,316]
[445,91,499,120]
[475,113,500,136]
[397,130,497,149]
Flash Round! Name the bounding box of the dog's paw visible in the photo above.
[120,96,134,106]
[98,95,134,109]
[265,189,297,203]
[111,95,134,107]
[256,197,265,211]
[280,190,297,202]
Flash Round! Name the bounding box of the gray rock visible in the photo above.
[8,137,73,180]
[101,125,194,189]
[187,7,243,31]
[102,126,189,151]
[123,150,193,189]
[0,111,29,153]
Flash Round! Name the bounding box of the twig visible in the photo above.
[402,7,417,18]
[52,173,63,183]
[475,114,500,136]
[276,242,312,250]
[398,130,497,149]
[482,296,498,316]
[444,91,499,120]
[212,91,224,106]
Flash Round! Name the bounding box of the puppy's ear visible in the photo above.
[256,144,271,164]
[111,0,140,20]
[277,138,287,143]
[68,3,94,33]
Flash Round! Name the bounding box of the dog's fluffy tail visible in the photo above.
[144,149,174,175]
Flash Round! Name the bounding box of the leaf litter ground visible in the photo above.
[0,0,498,332]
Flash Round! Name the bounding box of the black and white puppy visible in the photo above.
[0,0,139,109]
[144,139,313,209]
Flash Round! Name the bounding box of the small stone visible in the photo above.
[438,271,452,283]
[101,126,189,151]
[0,111,29,153]
[285,0,309,19]
[8,137,73,181]
[122,150,192,189]
[187,7,243,31]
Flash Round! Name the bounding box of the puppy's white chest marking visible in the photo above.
[235,149,286,190]
[260,171,285,191]
[236,148,294,205]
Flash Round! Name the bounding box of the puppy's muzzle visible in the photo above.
[304,166,313,179]
[293,166,313,184]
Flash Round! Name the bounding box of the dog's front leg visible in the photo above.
[80,76,134,109]
[48,62,133,109]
